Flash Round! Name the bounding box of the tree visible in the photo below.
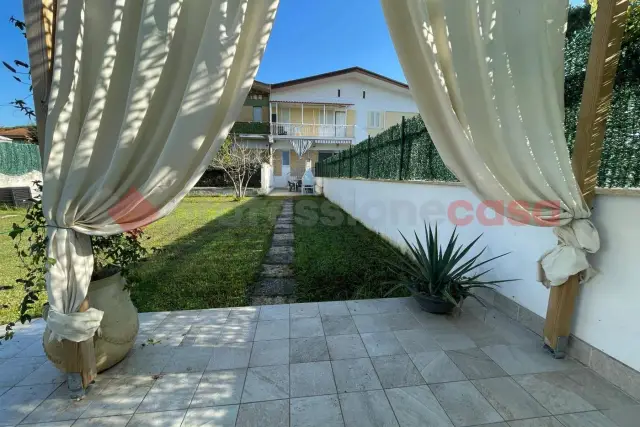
[2,16,36,121]
[211,136,268,199]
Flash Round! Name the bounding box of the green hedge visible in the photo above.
[231,121,269,135]
[318,25,640,189]
[0,142,41,176]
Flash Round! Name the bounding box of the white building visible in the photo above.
[233,67,419,189]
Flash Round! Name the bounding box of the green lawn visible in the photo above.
[293,196,407,302]
[0,197,282,324]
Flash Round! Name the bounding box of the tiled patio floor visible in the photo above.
[1,297,638,427]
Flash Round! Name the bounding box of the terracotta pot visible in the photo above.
[43,272,139,373]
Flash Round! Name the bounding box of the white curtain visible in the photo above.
[381,0,599,287]
[42,0,278,342]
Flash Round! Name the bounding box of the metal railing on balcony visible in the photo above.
[231,121,270,134]
[270,123,354,138]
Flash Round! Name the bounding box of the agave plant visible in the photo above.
[386,222,517,308]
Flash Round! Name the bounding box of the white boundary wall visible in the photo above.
[316,177,640,372]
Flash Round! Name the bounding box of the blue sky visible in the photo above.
[0,0,586,127]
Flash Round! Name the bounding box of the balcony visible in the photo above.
[231,121,270,135]
[270,123,355,139]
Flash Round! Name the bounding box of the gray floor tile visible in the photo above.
[16,361,67,386]
[291,317,324,338]
[507,418,564,427]
[513,372,598,415]
[373,298,412,314]
[431,330,476,351]
[108,348,172,376]
[0,356,47,387]
[430,381,503,427]
[555,411,619,427]
[361,332,405,357]
[319,301,351,317]
[72,415,132,426]
[190,369,246,407]
[255,320,290,341]
[207,343,252,371]
[481,345,580,375]
[18,421,75,427]
[163,347,212,373]
[21,377,110,424]
[80,376,155,419]
[601,404,640,427]
[385,386,453,427]
[561,368,638,410]
[0,383,60,425]
[326,335,369,360]
[241,365,289,403]
[322,316,359,336]
[218,321,257,343]
[339,390,399,427]
[409,351,466,384]
[236,399,289,427]
[137,372,201,413]
[128,409,186,426]
[445,348,507,380]
[353,315,392,333]
[182,405,239,427]
[371,355,426,389]
[331,358,382,393]
[291,303,320,318]
[471,377,549,420]
[290,395,344,427]
[259,304,290,320]
[250,339,290,367]
[394,329,441,354]
[290,361,337,397]
[290,337,330,363]
[181,325,223,347]
[229,307,260,322]
[346,300,380,315]
[384,313,422,331]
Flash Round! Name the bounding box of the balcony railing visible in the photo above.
[231,121,270,135]
[270,123,354,139]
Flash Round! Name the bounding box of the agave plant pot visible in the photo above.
[413,293,455,314]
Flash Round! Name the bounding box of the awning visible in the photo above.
[270,100,354,106]
[291,140,314,157]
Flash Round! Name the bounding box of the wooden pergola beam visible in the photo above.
[543,0,629,358]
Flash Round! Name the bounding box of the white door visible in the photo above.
[335,111,346,137]
[281,150,290,186]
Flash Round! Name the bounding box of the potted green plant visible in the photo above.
[386,223,516,314]
[5,182,151,371]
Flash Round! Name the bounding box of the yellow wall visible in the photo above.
[347,110,356,126]
[238,105,268,122]
[384,111,419,129]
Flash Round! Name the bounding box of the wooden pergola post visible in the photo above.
[543,0,629,358]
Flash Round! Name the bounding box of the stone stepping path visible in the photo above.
[251,199,296,305]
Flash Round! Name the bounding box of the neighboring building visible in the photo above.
[230,67,419,189]
[0,126,36,144]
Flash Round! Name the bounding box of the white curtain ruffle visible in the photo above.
[43,0,278,342]
[380,0,598,287]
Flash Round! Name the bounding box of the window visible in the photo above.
[253,106,262,122]
[362,91,366,99]
[337,89,341,97]
[367,111,382,128]
[282,151,290,166]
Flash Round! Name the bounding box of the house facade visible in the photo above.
[231,67,419,189]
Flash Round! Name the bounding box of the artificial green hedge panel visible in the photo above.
[0,142,41,176]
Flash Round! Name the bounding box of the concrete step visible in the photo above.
[251,295,295,305]
[261,264,294,278]
[272,233,294,246]
[253,278,295,296]
[274,224,294,234]
[265,246,294,264]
